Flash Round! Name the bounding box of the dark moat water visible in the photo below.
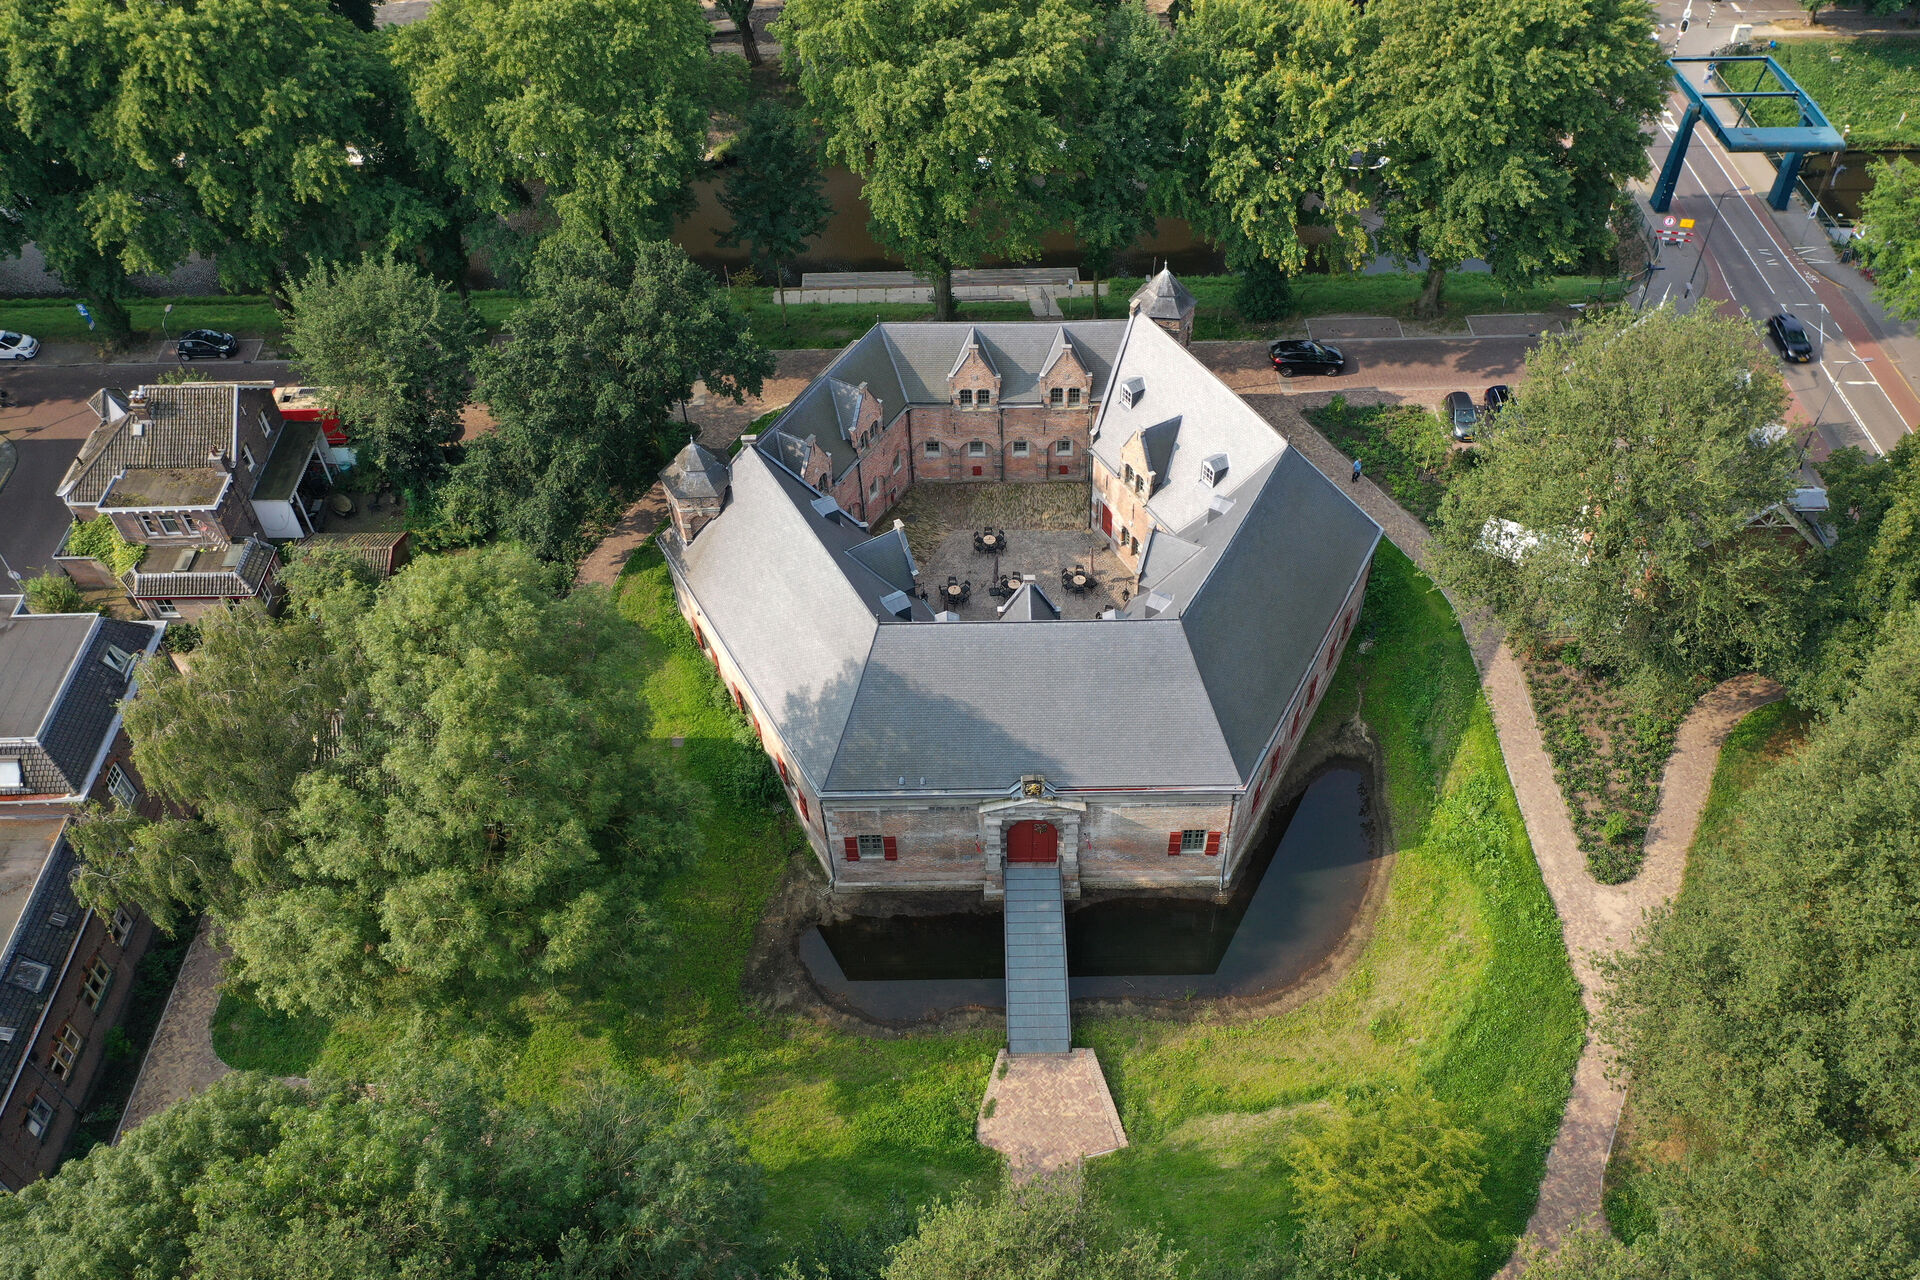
[803,766,1377,1021]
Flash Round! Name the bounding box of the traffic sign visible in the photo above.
[1679,218,1696,228]
[1663,215,1677,227]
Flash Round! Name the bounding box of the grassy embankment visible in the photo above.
[1748,38,1920,148]
[212,543,1581,1276]
[2,271,1605,352]
[1599,699,1814,1239]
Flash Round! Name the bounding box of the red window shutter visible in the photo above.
[1267,751,1281,779]
[731,686,744,710]
[1308,676,1319,703]
[1166,832,1183,857]
[750,710,761,737]
[777,758,790,783]
[1204,831,1222,857]
[692,622,704,648]
[883,836,898,861]
[797,794,809,820]
[843,836,860,861]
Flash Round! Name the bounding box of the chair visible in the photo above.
[947,574,959,587]
[959,580,972,604]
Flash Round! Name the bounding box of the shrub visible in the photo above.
[23,572,91,615]
[1234,257,1294,322]
[161,621,202,653]
[64,515,148,577]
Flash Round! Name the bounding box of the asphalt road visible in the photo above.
[1199,334,1536,402]
[1647,1,1918,457]
[0,358,292,577]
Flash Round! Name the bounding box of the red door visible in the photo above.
[1099,502,1113,536]
[1006,820,1059,864]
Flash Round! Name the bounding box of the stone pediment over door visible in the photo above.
[979,795,1087,899]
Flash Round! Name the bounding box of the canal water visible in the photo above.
[802,765,1377,1021]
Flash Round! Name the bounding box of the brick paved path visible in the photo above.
[1209,368,1785,1270]
[977,1049,1127,1179]
[574,350,836,589]
[114,917,231,1139]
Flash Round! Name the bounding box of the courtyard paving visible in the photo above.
[115,917,231,1139]
[918,527,1126,620]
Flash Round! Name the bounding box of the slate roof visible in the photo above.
[0,826,87,1104]
[662,439,731,501]
[771,322,1127,485]
[39,619,160,791]
[663,308,1381,797]
[997,582,1060,622]
[0,612,160,795]
[1130,268,1197,322]
[59,383,241,506]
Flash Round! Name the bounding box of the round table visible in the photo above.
[980,534,1001,551]
[1004,577,1023,593]
[1070,573,1090,589]
[945,585,965,600]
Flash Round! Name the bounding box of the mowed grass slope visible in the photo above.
[212,543,1579,1275]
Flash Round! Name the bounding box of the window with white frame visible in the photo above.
[892,452,903,473]
[924,440,941,456]
[856,834,886,860]
[24,1095,52,1140]
[967,440,986,457]
[136,514,160,537]
[155,599,180,618]
[106,763,138,808]
[106,908,134,947]
[1011,440,1028,458]
[958,389,974,406]
[1068,388,1082,406]
[868,475,881,498]
[977,389,992,406]
[0,759,22,789]
[48,1024,82,1081]
[1049,387,1064,406]
[241,444,256,472]
[158,513,183,535]
[102,645,136,676]
[82,958,111,1010]
[1180,828,1208,852]
[1055,439,1073,456]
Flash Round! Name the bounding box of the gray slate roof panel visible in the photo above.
[40,619,159,790]
[826,620,1239,791]
[0,831,87,1101]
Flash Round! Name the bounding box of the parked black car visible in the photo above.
[177,329,239,360]
[1483,384,1513,413]
[1765,313,1815,363]
[1269,339,1346,378]
[1445,390,1479,442]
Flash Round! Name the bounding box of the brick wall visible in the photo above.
[1091,455,1152,575]
[1080,799,1234,888]
[907,405,1094,486]
[826,803,984,889]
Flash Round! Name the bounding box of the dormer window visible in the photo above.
[1049,387,1064,407]
[976,389,991,407]
[1068,388,1082,406]
[1123,463,1135,486]
[958,389,974,406]
[102,645,137,676]
[1120,376,1145,407]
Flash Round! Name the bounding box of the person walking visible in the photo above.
[1350,456,1362,484]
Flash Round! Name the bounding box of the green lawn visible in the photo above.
[1748,38,1920,148]
[1307,395,1459,522]
[2,270,1605,354]
[210,542,1579,1275]
[1600,698,1812,1240]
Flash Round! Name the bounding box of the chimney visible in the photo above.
[207,449,230,472]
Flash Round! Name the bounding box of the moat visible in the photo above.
[802,765,1377,1021]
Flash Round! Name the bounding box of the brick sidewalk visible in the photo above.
[114,917,231,1139]
[977,1049,1127,1179]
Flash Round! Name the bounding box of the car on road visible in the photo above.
[1445,390,1479,442]
[176,329,240,360]
[1269,338,1346,378]
[1765,313,1815,363]
[0,330,40,360]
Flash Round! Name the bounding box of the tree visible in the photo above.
[69,546,699,1018]
[881,1177,1184,1280]
[1176,0,1376,287]
[1362,0,1667,317]
[1431,305,1802,680]
[3,0,449,300]
[1604,605,1920,1162]
[441,236,772,561]
[719,0,761,65]
[718,100,833,316]
[21,573,90,615]
[283,256,484,494]
[1801,0,1829,24]
[1060,3,1182,317]
[1858,157,1920,321]
[1284,1091,1486,1277]
[780,0,1094,320]
[395,0,714,249]
[0,1067,764,1280]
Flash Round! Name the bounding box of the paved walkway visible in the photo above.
[1230,384,1788,1270]
[114,916,231,1139]
[574,349,834,588]
[976,1049,1127,1179]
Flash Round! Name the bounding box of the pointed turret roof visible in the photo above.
[662,438,730,500]
[1129,269,1197,323]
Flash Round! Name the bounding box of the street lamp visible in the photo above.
[1813,355,1872,433]
[1685,184,1749,295]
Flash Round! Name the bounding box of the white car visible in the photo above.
[0,330,39,360]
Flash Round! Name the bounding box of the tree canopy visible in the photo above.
[717,99,833,290]
[2,0,447,299]
[0,1067,763,1280]
[1362,0,1666,314]
[1859,157,1920,322]
[440,236,772,560]
[396,0,714,248]
[878,1178,1184,1280]
[780,0,1094,319]
[1431,304,1802,680]
[70,546,697,1018]
[284,256,483,494]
